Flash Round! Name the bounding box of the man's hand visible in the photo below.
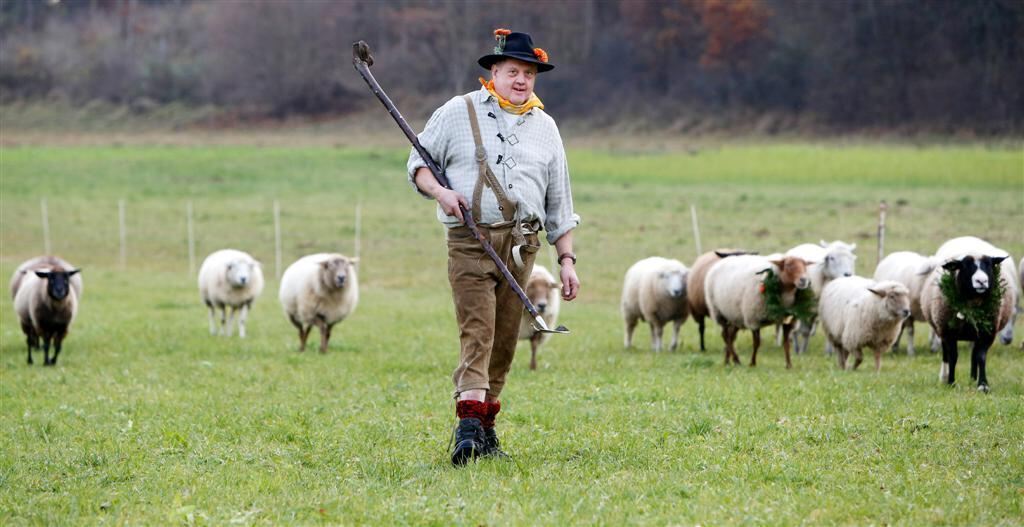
[560,263,579,301]
[435,188,469,223]
[414,167,468,223]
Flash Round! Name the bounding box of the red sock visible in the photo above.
[481,400,501,429]
[456,400,488,421]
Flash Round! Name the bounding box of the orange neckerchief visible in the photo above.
[479,77,544,115]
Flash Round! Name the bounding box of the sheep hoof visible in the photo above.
[977,384,990,393]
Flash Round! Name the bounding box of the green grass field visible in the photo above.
[1,143,1023,525]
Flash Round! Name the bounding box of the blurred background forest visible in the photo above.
[1,0,1022,135]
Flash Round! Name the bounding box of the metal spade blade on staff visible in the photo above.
[351,40,569,335]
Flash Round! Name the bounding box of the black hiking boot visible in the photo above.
[450,417,485,466]
[481,427,510,460]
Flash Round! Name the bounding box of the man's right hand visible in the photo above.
[436,188,469,223]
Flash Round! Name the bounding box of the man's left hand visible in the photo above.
[560,264,579,301]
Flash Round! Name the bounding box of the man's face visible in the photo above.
[490,59,538,105]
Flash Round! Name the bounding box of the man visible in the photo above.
[407,29,581,466]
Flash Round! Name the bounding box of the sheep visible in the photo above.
[279,253,359,353]
[705,254,811,368]
[518,264,561,370]
[818,277,911,372]
[919,236,1015,392]
[622,257,689,352]
[10,256,83,366]
[197,249,265,338]
[1020,255,1024,350]
[872,251,934,355]
[782,240,857,355]
[686,249,751,351]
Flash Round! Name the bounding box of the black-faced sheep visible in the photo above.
[278,253,359,353]
[919,236,1015,392]
[621,257,689,352]
[518,264,561,370]
[10,256,82,366]
[705,254,810,368]
[818,277,910,372]
[198,249,265,338]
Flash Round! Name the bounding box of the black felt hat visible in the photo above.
[478,30,554,73]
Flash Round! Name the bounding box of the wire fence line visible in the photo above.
[4,197,368,277]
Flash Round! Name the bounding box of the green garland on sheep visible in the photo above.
[938,266,1005,335]
[759,269,816,324]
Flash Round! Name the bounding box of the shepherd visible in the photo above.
[407,29,581,465]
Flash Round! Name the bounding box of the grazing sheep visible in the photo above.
[198,249,265,338]
[11,256,83,366]
[279,253,359,353]
[872,251,932,355]
[705,254,811,368]
[687,249,751,351]
[518,264,561,370]
[919,236,1014,392]
[622,257,690,352]
[783,240,857,355]
[819,277,910,372]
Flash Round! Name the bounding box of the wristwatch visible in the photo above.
[558,252,576,266]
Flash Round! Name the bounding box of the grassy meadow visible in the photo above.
[1,143,1023,525]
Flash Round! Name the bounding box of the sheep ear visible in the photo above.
[349,257,360,266]
[34,271,50,279]
[867,287,886,298]
[941,259,961,271]
[68,269,81,276]
[987,255,1007,265]
[320,260,331,269]
[849,243,856,251]
[769,259,785,269]
[819,240,829,248]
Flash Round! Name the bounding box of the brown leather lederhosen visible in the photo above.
[448,95,539,398]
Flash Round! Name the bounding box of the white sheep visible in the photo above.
[705,254,811,368]
[518,264,561,370]
[872,251,931,355]
[621,257,689,352]
[198,249,265,338]
[782,240,857,355]
[919,236,1015,391]
[11,256,83,366]
[279,253,359,353]
[818,277,910,372]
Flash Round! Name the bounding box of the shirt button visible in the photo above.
[508,184,513,189]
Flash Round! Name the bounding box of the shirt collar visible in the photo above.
[478,86,537,117]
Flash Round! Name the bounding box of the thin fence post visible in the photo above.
[118,199,127,269]
[40,198,51,254]
[877,200,887,267]
[354,200,362,261]
[690,204,702,257]
[187,201,196,276]
[273,199,282,280]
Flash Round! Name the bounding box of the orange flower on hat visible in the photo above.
[494,28,511,37]
[533,47,549,63]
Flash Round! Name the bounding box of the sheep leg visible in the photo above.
[905,322,915,356]
[835,341,847,370]
[782,323,794,369]
[530,334,541,370]
[650,322,664,352]
[721,325,736,365]
[851,347,864,370]
[971,340,991,392]
[669,319,682,352]
[42,335,53,366]
[237,303,250,339]
[749,329,761,367]
[206,302,217,335]
[941,337,958,386]
[224,307,238,337]
[317,319,331,353]
[23,323,38,365]
[697,316,706,352]
[218,306,228,336]
[50,330,66,366]
[624,314,638,349]
[873,345,883,373]
[774,323,783,347]
[891,323,904,353]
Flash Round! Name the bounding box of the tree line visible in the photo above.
[1,0,1021,134]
